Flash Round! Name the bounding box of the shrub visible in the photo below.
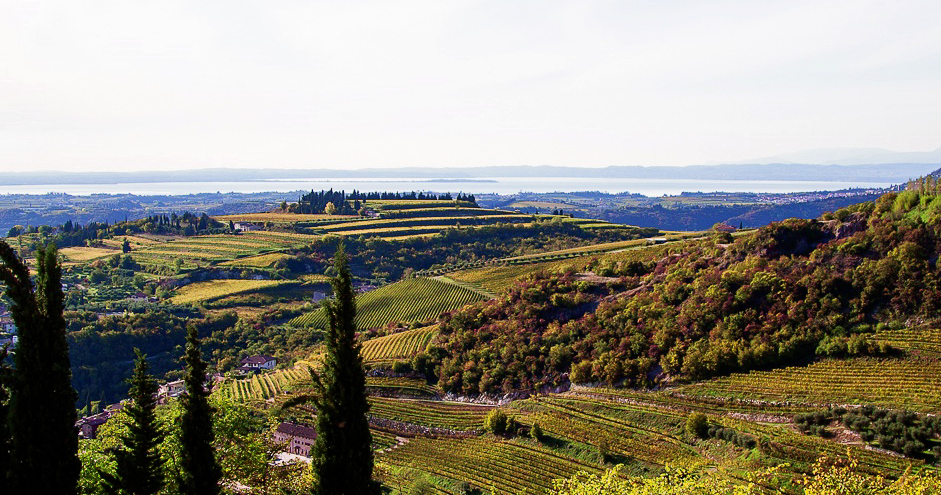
[685,412,708,439]
[531,421,543,441]
[392,360,412,374]
[483,409,509,435]
[597,438,611,463]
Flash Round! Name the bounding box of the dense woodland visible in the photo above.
[430,189,941,394]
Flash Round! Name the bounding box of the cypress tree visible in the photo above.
[101,348,165,495]
[310,243,377,494]
[0,242,80,494]
[178,325,222,495]
[0,345,11,494]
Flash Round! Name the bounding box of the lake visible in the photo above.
[0,177,896,197]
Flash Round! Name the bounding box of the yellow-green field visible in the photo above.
[677,356,941,413]
[214,212,357,223]
[361,325,439,364]
[59,246,120,262]
[170,279,295,305]
[219,253,293,268]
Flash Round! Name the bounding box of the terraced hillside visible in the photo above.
[360,325,440,365]
[289,277,488,330]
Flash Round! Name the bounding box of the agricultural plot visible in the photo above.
[214,212,355,223]
[717,415,928,478]
[368,397,493,431]
[170,279,297,305]
[366,200,476,210]
[219,253,293,268]
[361,325,440,364]
[318,214,529,233]
[445,236,694,293]
[365,377,438,397]
[290,277,487,330]
[237,230,320,245]
[323,225,476,238]
[220,367,311,402]
[516,396,704,468]
[678,357,941,413]
[59,246,120,262]
[377,207,515,219]
[871,326,941,355]
[381,437,600,494]
[102,235,163,249]
[127,231,316,270]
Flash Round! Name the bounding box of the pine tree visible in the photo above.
[309,244,376,494]
[0,242,80,494]
[178,325,222,495]
[101,348,165,495]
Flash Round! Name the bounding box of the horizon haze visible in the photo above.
[2,0,940,173]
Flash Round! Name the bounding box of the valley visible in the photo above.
[5,185,941,493]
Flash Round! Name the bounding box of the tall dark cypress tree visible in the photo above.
[101,348,165,495]
[0,242,80,494]
[310,243,377,494]
[178,325,221,495]
[0,345,11,494]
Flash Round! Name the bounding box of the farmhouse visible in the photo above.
[158,379,186,398]
[77,413,110,439]
[241,355,277,370]
[128,292,149,302]
[0,316,15,333]
[274,422,318,456]
[233,222,262,232]
[0,334,17,348]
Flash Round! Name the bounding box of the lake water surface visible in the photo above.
[0,177,896,197]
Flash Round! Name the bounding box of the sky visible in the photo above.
[1,0,940,172]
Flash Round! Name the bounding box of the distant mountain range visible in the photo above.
[729,146,941,166]
[1,149,939,186]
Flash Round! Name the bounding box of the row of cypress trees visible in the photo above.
[0,241,222,494]
[0,241,378,493]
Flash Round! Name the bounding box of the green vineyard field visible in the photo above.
[290,277,487,330]
[361,325,440,364]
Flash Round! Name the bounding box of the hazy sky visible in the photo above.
[1,0,940,172]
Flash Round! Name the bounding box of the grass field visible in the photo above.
[290,277,487,330]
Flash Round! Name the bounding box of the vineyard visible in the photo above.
[213,212,356,223]
[289,277,487,330]
[380,437,601,494]
[170,279,297,305]
[361,325,440,364]
[677,357,941,413]
[219,252,293,268]
[368,397,493,431]
[871,325,941,355]
[219,367,311,402]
